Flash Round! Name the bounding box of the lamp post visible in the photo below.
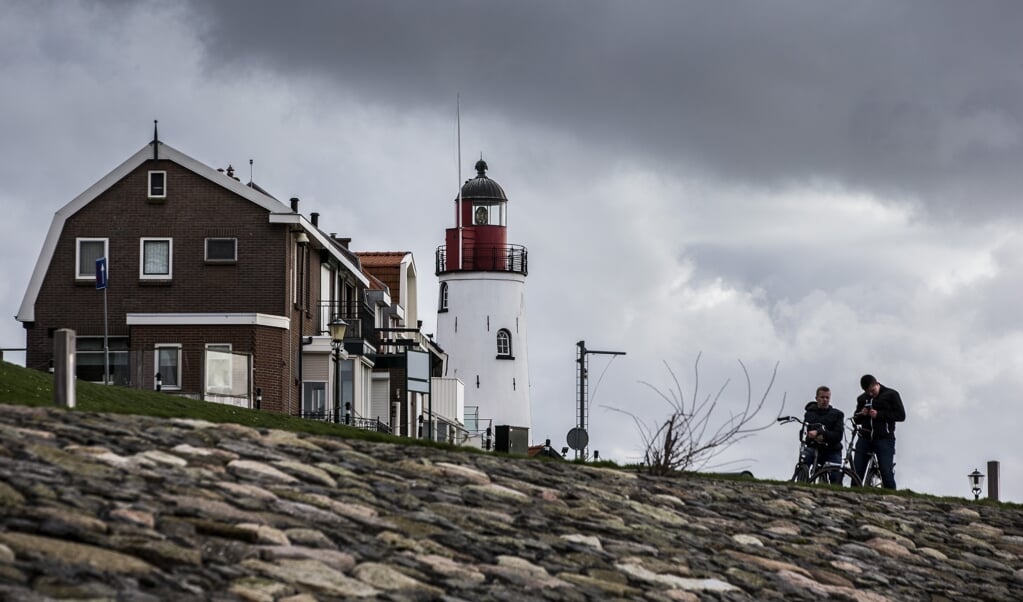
[968,468,985,500]
[329,317,348,424]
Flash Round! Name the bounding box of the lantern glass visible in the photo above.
[328,317,348,342]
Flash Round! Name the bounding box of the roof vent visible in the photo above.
[310,212,319,227]
[290,197,299,212]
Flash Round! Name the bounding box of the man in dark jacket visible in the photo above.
[802,386,845,483]
[853,374,906,489]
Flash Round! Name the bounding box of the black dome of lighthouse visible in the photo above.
[458,159,507,201]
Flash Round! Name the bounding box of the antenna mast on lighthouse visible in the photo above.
[456,94,463,270]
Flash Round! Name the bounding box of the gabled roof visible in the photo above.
[17,141,367,322]
[356,252,414,308]
[362,269,389,293]
[356,251,412,268]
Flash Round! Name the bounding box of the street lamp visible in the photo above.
[968,468,985,500]
[329,317,348,424]
[328,317,348,343]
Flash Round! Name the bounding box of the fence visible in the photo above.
[295,410,391,434]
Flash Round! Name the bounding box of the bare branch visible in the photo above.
[622,354,787,475]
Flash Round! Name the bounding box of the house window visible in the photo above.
[155,344,182,390]
[439,282,449,312]
[205,344,233,396]
[148,171,166,198]
[303,382,327,417]
[76,238,108,280]
[140,238,172,279]
[339,358,354,410]
[496,329,512,358]
[205,238,237,263]
[76,337,129,385]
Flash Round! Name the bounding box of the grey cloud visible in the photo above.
[179,0,1023,219]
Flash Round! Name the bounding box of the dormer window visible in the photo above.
[148,171,166,198]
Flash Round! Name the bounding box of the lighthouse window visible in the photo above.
[439,282,448,312]
[496,329,512,358]
[472,202,506,226]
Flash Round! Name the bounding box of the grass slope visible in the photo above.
[0,360,433,446]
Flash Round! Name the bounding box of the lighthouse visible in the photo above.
[435,159,531,445]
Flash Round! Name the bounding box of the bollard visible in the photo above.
[54,329,76,409]
[987,460,1000,501]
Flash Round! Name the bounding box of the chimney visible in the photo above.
[310,212,320,227]
[338,237,351,249]
[290,197,299,212]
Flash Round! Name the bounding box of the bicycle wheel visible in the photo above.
[809,465,860,487]
[861,466,883,488]
[790,465,811,483]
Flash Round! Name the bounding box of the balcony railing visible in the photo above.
[315,300,363,339]
[373,328,437,356]
[435,244,528,276]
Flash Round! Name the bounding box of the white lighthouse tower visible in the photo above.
[435,159,531,444]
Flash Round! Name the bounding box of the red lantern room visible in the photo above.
[437,159,527,275]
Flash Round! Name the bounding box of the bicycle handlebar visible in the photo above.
[778,416,828,431]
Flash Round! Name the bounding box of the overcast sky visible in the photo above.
[3,0,1022,502]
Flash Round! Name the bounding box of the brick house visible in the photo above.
[15,135,372,418]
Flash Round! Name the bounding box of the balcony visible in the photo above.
[314,300,362,340]
[435,244,527,276]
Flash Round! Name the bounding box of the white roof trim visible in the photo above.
[269,214,368,286]
[125,313,291,330]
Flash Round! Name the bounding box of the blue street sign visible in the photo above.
[95,257,108,290]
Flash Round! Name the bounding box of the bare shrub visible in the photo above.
[611,353,786,475]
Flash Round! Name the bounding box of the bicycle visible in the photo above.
[806,417,888,488]
[778,415,861,486]
[777,416,851,484]
[845,417,886,488]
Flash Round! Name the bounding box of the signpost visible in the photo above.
[96,257,109,385]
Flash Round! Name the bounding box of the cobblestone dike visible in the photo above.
[0,404,1020,601]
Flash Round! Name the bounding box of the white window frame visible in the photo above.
[76,238,108,280]
[497,329,512,357]
[140,238,173,279]
[205,344,233,395]
[75,336,129,384]
[205,237,237,263]
[148,171,167,198]
[155,344,182,391]
[303,381,327,416]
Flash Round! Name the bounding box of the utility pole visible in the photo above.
[569,340,625,460]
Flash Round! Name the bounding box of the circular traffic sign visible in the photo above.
[566,427,589,450]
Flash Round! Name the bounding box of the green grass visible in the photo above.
[0,360,461,449]
[2,360,1020,508]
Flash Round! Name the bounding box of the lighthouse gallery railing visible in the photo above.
[435,244,528,276]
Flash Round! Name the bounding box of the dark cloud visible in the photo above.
[182,0,1023,218]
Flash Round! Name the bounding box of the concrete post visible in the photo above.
[987,460,1000,501]
[54,329,76,409]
